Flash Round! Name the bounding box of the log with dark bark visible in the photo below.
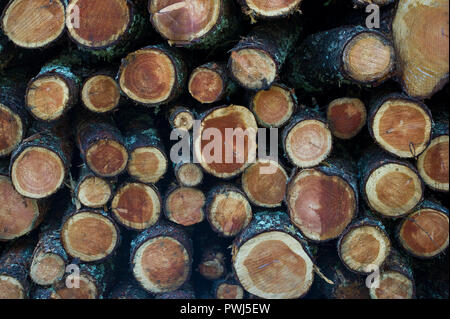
[75,164,115,209]
[168,105,196,131]
[109,280,153,299]
[174,160,204,187]
[197,244,226,281]
[130,221,193,294]
[285,26,395,93]
[81,71,121,114]
[327,97,367,139]
[352,0,396,7]
[237,0,303,20]
[212,274,245,299]
[164,185,205,227]
[232,211,315,299]
[0,29,14,70]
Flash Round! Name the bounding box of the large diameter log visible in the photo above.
[148,0,239,49]
[358,148,424,218]
[76,115,128,178]
[193,104,258,179]
[286,159,358,242]
[61,209,120,262]
[81,71,121,114]
[397,200,449,259]
[368,93,432,158]
[0,237,34,299]
[130,221,193,294]
[164,185,205,227]
[416,121,449,192]
[232,211,315,299]
[109,281,152,299]
[237,0,303,19]
[111,182,162,230]
[118,44,187,106]
[75,165,114,209]
[326,97,367,139]
[392,0,449,99]
[241,159,288,208]
[174,160,204,187]
[1,0,66,49]
[285,26,395,93]
[206,185,253,237]
[228,21,301,90]
[282,109,333,168]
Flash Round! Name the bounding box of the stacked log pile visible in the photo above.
[0,0,448,300]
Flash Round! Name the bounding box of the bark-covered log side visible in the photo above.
[109,280,153,299]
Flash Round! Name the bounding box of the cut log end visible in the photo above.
[188,67,224,103]
[233,231,314,299]
[251,84,295,128]
[150,0,221,44]
[216,283,245,299]
[365,163,423,217]
[343,32,395,84]
[66,0,131,48]
[0,104,23,157]
[51,276,98,299]
[176,163,203,187]
[77,176,112,208]
[399,208,449,258]
[0,175,40,241]
[371,99,432,158]
[417,135,449,192]
[61,211,119,262]
[242,159,287,208]
[0,275,25,299]
[198,250,225,281]
[230,49,277,90]
[82,75,120,113]
[30,253,65,286]
[339,225,391,274]
[287,169,356,241]
[86,140,128,177]
[285,120,332,168]
[244,0,302,17]
[111,183,161,230]
[369,271,414,299]
[26,75,70,121]
[165,187,205,226]
[119,49,176,105]
[171,111,195,131]
[133,236,191,293]
[11,146,65,199]
[1,0,65,48]
[128,147,167,184]
[327,98,367,139]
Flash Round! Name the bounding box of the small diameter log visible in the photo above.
[130,221,193,294]
[249,83,297,128]
[109,281,152,299]
[188,62,237,104]
[359,148,424,218]
[237,0,303,19]
[0,237,34,299]
[175,160,204,187]
[61,209,120,262]
[286,159,358,242]
[206,185,253,237]
[232,211,315,299]
[10,131,72,199]
[75,165,114,209]
[212,275,245,299]
[76,115,128,178]
[66,0,146,60]
[241,159,288,208]
[368,93,432,158]
[392,0,449,99]
[197,244,226,281]
[111,181,162,230]
[168,106,196,131]
[81,72,121,114]
[229,21,301,90]
[327,97,367,139]
[282,109,332,168]
[369,249,415,299]
[0,160,48,241]
[149,0,239,49]
[118,44,187,106]
[398,200,449,259]
[285,26,395,93]
[338,217,391,274]
[1,0,66,49]
[193,104,258,179]
[417,121,449,192]
[164,185,205,227]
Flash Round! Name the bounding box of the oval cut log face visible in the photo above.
[150,0,221,43]
[128,147,167,184]
[30,253,65,286]
[66,0,130,48]
[233,231,314,299]
[399,209,449,258]
[0,104,23,156]
[2,0,65,48]
[245,0,302,16]
[327,98,366,139]
[417,135,449,192]
[286,169,356,241]
[188,67,224,103]
[0,176,39,240]
[371,271,414,299]
[86,140,128,177]
[77,176,111,208]
[0,275,24,299]
[133,236,190,293]
[82,75,120,112]
[52,276,97,299]
[177,163,203,186]
[252,84,294,127]
[217,283,244,299]
[166,187,205,226]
